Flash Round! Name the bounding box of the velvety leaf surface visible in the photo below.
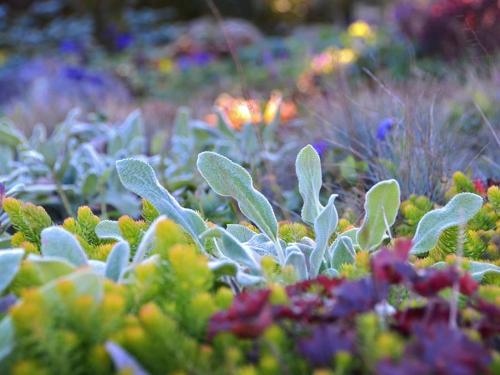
[0,249,24,294]
[41,227,88,266]
[296,145,323,225]
[411,192,483,254]
[357,179,400,251]
[197,152,278,246]
[116,158,206,246]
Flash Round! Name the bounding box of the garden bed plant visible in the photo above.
[0,144,499,374]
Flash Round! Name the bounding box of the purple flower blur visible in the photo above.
[376,118,395,141]
[59,40,83,55]
[177,52,214,71]
[115,33,134,51]
[0,182,5,206]
[0,294,17,314]
[298,325,355,367]
[63,66,103,86]
[312,140,329,158]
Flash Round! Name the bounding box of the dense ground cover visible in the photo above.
[0,0,499,374]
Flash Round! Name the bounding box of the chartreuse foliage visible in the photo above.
[0,238,237,375]
[2,197,52,253]
[0,199,190,290]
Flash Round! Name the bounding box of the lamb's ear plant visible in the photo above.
[357,179,400,250]
[296,144,323,225]
[196,151,282,261]
[115,145,404,284]
[40,227,88,267]
[0,249,24,294]
[116,145,493,286]
[410,192,483,254]
[116,158,207,248]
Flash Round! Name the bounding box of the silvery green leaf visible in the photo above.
[241,124,260,156]
[197,151,278,244]
[214,108,236,139]
[133,216,165,265]
[173,107,191,139]
[432,261,500,282]
[226,224,257,242]
[104,190,140,217]
[19,150,45,162]
[324,268,340,277]
[310,194,338,277]
[0,235,12,249]
[26,254,75,282]
[208,259,238,278]
[0,249,24,294]
[299,237,316,248]
[262,107,281,145]
[95,220,123,241]
[285,247,308,280]
[0,145,13,174]
[357,179,400,251]
[106,342,150,375]
[40,270,103,303]
[292,242,314,261]
[467,262,500,281]
[330,236,355,270]
[41,227,88,266]
[296,145,323,225]
[340,228,358,245]
[89,260,106,275]
[110,110,145,155]
[105,242,130,282]
[116,158,206,247]
[236,271,264,286]
[411,193,483,254]
[82,173,99,198]
[0,317,14,362]
[0,120,26,147]
[201,228,261,273]
[29,123,47,147]
[246,234,278,258]
[375,301,396,317]
[5,181,26,196]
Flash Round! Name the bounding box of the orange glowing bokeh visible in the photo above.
[205,92,297,130]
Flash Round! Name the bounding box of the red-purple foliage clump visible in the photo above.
[209,239,499,373]
[395,0,500,58]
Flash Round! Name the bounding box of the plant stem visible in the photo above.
[52,170,74,217]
